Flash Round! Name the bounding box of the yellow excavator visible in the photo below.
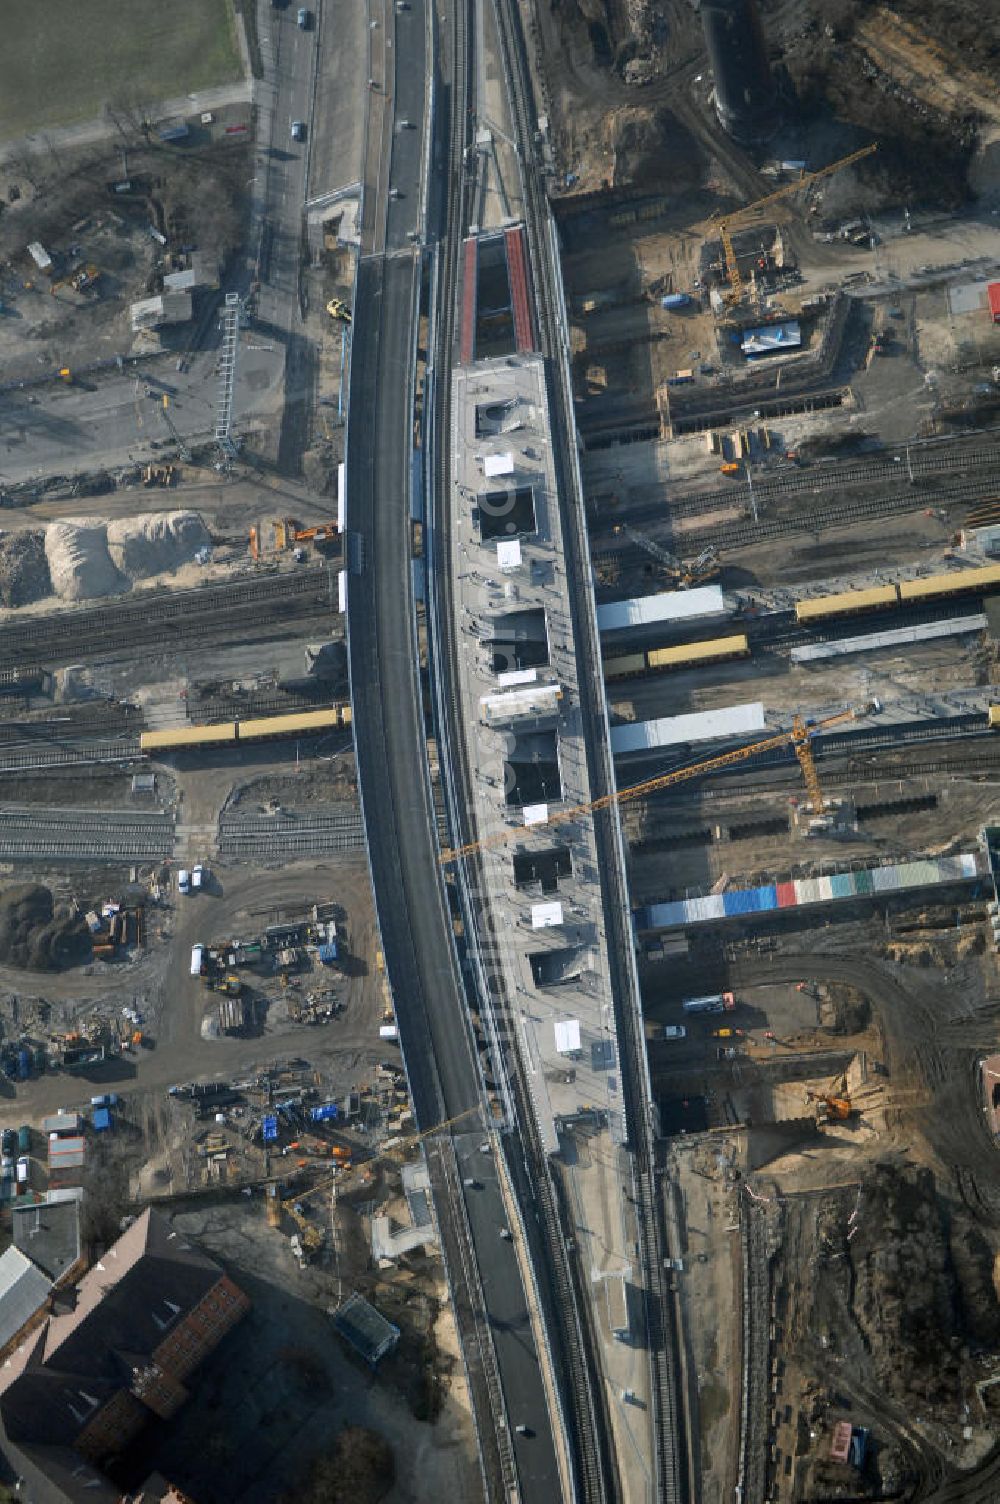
[326,298,352,324]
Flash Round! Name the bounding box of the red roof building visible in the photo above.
[988,282,1000,323]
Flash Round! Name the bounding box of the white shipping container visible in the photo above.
[597,585,726,634]
[610,702,765,756]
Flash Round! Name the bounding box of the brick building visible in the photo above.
[0,1208,249,1504]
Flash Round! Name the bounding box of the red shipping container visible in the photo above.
[776,881,797,908]
[989,282,1000,323]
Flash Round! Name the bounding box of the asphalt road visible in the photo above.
[346,263,560,1484]
[344,14,559,1484]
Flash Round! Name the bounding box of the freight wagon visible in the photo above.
[795,563,1000,624]
[140,706,352,755]
[603,634,749,682]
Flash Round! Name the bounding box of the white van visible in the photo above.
[191,864,204,891]
[190,944,205,977]
[177,869,191,895]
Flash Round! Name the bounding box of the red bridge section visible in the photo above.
[460,237,478,365]
[505,226,535,354]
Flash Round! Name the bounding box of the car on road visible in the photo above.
[291,120,306,142]
[297,6,310,25]
[661,1025,687,1040]
[177,868,191,895]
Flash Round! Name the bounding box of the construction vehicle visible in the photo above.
[720,462,741,476]
[715,145,878,306]
[50,263,99,297]
[249,525,260,562]
[287,1103,483,1214]
[440,707,857,865]
[326,298,352,323]
[613,524,720,588]
[272,518,338,552]
[806,1090,853,1122]
[806,1070,854,1122]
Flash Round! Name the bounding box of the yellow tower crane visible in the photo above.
[439,708,858,866]
[287,1103,484,1210]
[716,144,878,305]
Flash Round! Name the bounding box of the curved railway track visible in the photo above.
[488,0,688,1497]
[420,0,615,1493]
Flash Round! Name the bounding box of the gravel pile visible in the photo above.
[106,510,210,579]
[45,519,128,602]
[43,511,210,602]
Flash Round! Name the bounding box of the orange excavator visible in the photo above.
[806,1072,853,1122]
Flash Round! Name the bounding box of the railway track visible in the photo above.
[0,738,141,776]
[0,568,334,664]
[418,0,615,1493]
[0,806,174,862]
[217,807,364,860]
[489,0,686,1497]
[600,438,1000,527]
[631,722,995,813]
[593,474,1000,564]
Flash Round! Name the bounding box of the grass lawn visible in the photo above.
[0,0,243,141]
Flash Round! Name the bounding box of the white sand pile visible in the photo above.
[44,511,212,602]
[45,520,127,602]
[106,511,211,579]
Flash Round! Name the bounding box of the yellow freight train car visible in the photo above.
[647,633,750,671]
[989,706,1000,730]
[236,708,344,742]
[140,706,351,754]
[898,562,1000,604]
[140,723,238,753]
[795,585,899,624]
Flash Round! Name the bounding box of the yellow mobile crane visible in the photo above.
[716,144,878,305]
[440,708,859,866]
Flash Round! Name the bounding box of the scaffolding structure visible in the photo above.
[215,292,242,458]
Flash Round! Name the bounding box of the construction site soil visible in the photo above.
[534,0,999,207]
[0,131,250,376]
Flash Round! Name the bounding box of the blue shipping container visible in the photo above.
[262,1115,278,1143]
[318,942,339,963]
[661,293,690,309]
[310,1104,339,1122]
[16,1050,30,1081]
[92,1107,111,1132]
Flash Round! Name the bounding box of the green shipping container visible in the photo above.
[854,868,873,895]
[17,1126,30,1154]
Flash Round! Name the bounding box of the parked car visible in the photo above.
[297,6,310,26]
[291,120,306,142]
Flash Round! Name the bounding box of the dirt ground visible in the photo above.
[0,128,251,377]
[120,1193,482,1504]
